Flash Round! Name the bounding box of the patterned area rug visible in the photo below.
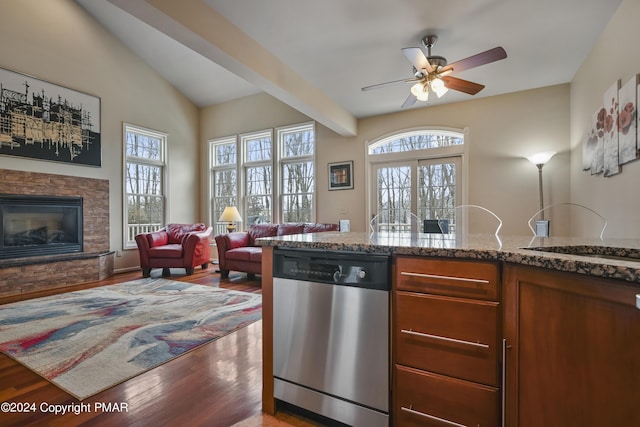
[0,278,262,400]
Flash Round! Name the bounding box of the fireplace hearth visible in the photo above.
[1,194,83,259]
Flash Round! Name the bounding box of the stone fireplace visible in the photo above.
[0,169,114,298]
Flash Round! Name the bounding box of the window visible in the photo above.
[368,129,465,233]
[278,123,315,223]
[124,124,167,248]
[210,137,238,235]
[208,122,315,231]
[242,130,273,227]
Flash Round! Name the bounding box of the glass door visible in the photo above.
[371,157,461,233]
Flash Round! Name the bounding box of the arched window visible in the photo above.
[367,128,466,233]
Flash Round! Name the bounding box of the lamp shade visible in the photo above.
[430,78,449,98]
[411,82,429,101]
[218,206,242,222]
[526,151,556,166]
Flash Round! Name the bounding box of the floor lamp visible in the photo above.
[526,151,555,237]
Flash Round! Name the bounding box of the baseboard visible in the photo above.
[114,266,141,274]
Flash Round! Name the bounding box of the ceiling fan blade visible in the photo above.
[441,76,485,95]
[401,93,417,108]
[402,47,433,74]
[440,46,507,74]
[361,77,419,91]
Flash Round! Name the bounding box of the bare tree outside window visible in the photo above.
[211,138,238,234]
[369,130,463,233]
[124,124,166,247]
[209,123,315,231]
[280,124,315,223]
[244,132,272,227]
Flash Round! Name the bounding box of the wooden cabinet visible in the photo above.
[503,264,640,427]
[393,256,502,426]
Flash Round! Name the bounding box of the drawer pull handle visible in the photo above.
[401,271,490,284]
[401,405,467,427]
[636,294,639,310]
[401,329,489,349]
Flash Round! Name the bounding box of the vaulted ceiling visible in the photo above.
[76,0,621,136]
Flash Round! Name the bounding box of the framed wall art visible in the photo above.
[328,161,353,190]
[0,66,101,167]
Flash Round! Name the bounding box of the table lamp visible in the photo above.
[218,206,242,233]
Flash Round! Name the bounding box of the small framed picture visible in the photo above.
[328,161,354,190]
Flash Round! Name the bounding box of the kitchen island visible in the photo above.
[257,232,640,426]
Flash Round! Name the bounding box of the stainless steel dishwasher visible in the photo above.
[272,248,390,427]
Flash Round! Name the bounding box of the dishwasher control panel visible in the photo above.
[273,248,390,290]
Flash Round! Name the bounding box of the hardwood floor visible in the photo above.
[0,267,273,427]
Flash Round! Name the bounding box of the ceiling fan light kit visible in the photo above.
[411,82,429,101]
[430,78,448,97]
[362,34,507,108]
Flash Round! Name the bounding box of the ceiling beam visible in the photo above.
[108,0,357,137]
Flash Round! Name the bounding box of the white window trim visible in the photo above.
[365,126,469,230]
[209,135,238,233]
[122,122,168,249]
[276,121,316,223]
[241,129,274,224]
[208,122,316,228]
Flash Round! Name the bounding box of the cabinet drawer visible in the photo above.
[396,256,500,301]
[394,364,499,427]
[395,291,499,386]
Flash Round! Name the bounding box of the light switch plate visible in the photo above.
[535,220,550,237]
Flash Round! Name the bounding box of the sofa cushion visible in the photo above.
[147,231,169,247]
[278,223,305,236]
[248,224,279,246]
[166,223,206,244]
[226,232,250,249]
[148,244,183,258]
[304,223,339,233]
[249,249,262,263]
[226,247,262,262]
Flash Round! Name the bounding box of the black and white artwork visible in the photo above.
[0,67,101,166]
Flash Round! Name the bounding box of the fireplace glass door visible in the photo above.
[0,194,83,259]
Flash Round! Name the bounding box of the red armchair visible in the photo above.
[135,223,213,277]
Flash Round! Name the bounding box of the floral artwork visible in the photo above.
[602,80,620,177]
[584,108,605,174]
[617,75,638,165]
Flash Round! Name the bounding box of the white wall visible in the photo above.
[570,0,640,238]
[0,0,200,270]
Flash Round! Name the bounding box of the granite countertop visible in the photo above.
[256,232,640,285]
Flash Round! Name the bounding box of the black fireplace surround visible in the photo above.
[0,194,83,260]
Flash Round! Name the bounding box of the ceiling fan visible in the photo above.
[362,35,507,108]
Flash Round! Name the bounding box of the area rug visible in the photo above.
[0,278,262,400]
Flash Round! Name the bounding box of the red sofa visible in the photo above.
[135,223,213,277]
[214,222,339,279]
